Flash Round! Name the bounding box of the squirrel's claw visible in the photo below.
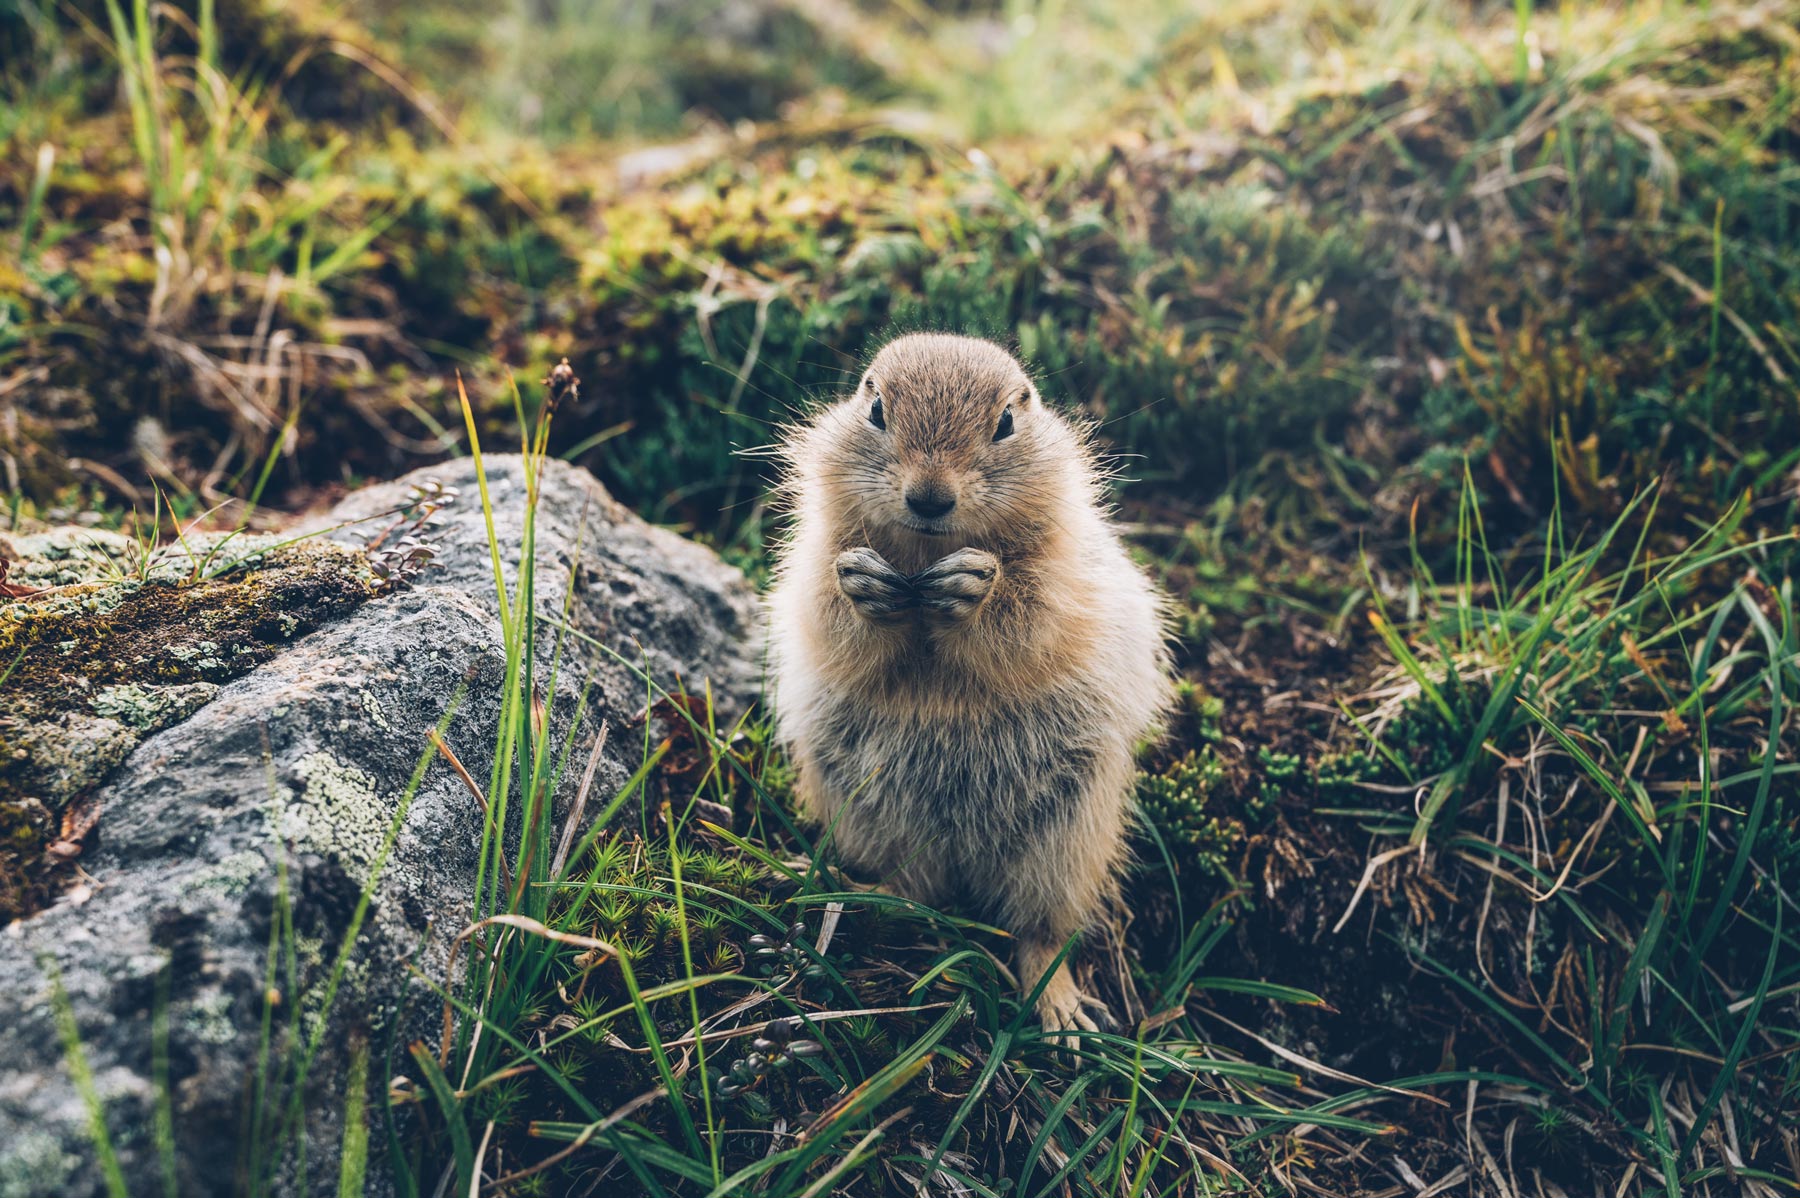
[835,547,916,622]
[914,547,1000,622]
[1036,976,1104,1053]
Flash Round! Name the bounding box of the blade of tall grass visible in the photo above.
[1678,877,1784,1159]
[1187,977,1326,1007]
[152,964,177,1198]
[455,375,512,643]
[1231,1071,1538,1147]
[17,142,53,262]
[409,1045,473,1194]
[1028,1108,1127,1198]
[1406,940,1639,1137]
[1017,1071,1099,1191]
[1179,1098,1393,1135]
[667,814,722,1187]
[1518,700,1668,871]
[1691,591,1791,966]
[1646,1080,1683,1198]
[336,1036,371,1198]
[766,997,968,1193]
[915,1025,1013,1190]
[1602,891,1670,1076]
[44,959,129,1198]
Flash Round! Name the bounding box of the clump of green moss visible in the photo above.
[1170,678,1226,743]
[565,134,1391,539]
[0,534,371,921]
[1135,749,1244,883]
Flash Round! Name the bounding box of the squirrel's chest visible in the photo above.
[808,688,1102,835]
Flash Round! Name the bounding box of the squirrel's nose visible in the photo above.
[904,485,957,520]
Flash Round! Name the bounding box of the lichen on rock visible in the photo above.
[90,681,220,731]
[0,534,373,922]
[269,752,391,877]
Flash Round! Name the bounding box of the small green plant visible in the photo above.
[1135,750,1243,883]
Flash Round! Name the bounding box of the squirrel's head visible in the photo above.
[809,333,1068,545]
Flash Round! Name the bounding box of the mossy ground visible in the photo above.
[3,0,1798,1194]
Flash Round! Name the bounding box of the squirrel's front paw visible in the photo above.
[914,548,1000,623]
[835,548,915,622]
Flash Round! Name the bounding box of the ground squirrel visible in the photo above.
[767,332,1171,1035]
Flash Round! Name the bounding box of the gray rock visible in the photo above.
[0,457,760,1197]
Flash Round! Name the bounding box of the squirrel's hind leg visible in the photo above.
[999,756,1134,1047]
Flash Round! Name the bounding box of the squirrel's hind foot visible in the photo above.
[1028,957,1115,1051]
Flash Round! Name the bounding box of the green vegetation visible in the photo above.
[3,0,1797,1194]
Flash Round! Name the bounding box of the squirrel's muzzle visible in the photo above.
[903,483,957,520]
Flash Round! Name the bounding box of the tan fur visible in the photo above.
[766,333,1172,1036]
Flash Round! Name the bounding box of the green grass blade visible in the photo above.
[336,1036,370,1198]
[409,1044,472,1194]
[44,959,130,1198]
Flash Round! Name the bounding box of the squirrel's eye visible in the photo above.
[993,408,1014,441]
[869,396,886,430]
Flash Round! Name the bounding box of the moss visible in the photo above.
[12,0,1796,574]
[0,798,55,923]
[0,535,371,922]
[2,528,138,591]
[1135,749,1245,883]
[563,136,1391,536]
[2,713,136,819]
[1169,679,1226,745]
